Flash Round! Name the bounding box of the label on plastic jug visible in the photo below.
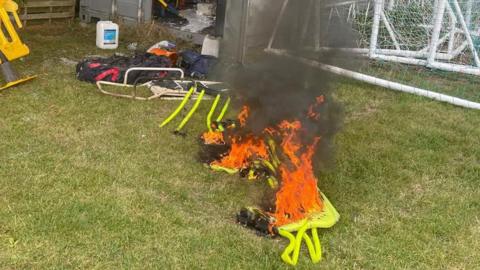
[104,30,117,45]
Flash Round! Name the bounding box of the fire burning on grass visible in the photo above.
[268,119,323,227]
[201,131,225,145]
[200,85,336,232]
[196,1,354,263]
[211,134,269,172]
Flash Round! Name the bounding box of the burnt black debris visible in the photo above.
[237,207,274,236]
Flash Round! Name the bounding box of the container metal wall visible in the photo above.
[223,0,283,63]
[117,0,153,23]
[79,0,152,23]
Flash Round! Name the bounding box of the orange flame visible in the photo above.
[201,131,225,145]
[307,95,325,120]
[270,120,323,227]
[204,97,327,228]
[211,135,268,170]
[238,105,250,127]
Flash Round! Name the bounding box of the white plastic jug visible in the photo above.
[96,21,119,49]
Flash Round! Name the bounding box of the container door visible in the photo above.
[117,0,152,23]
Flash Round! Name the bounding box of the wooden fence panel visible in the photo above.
[20,0,76,25]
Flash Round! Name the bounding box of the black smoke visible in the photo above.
[212,0,358,170]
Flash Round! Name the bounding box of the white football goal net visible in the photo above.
[265,0,480,109]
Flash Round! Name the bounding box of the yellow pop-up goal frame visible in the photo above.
[276,192,340,266]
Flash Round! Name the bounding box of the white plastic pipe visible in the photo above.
[369,0,383,57]
[450,0,480,67]
[380,10,401,51]
[308,47,454,60]
[137,0,143,23]
[369,53,480,76]
[428,0,447,65]
[265,49,480,110]
[430,61,480,76]
[267,0,289,50]
[446,2,458,54]
[387,0,395,11]
[465,0,473,28]
[300,0,315,45]
[325,0,360,8]
[123,67,185,85]
[111,0,117,19]
[450,40,469,58]
[304,44,480,75]
[314,0,321,50]
[372,54,428,66]
[420,31,453,54]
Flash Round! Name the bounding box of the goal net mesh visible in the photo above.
[268,0,480,104]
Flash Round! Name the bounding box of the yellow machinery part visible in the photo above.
[0,0,30,62]
[0,0,36,90]
[0,75,36,90]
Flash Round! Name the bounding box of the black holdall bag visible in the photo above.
[76,53,172,84]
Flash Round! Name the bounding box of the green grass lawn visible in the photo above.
[1,23,479,269]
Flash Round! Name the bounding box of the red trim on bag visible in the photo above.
[95,67,120,82]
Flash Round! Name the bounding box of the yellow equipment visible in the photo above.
[277,192,340,266]
[0,0,35,90]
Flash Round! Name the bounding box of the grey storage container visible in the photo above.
[116,0,153,23]
[80,0,153,24]
[223,0,284,64]
[79,0,114,22]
